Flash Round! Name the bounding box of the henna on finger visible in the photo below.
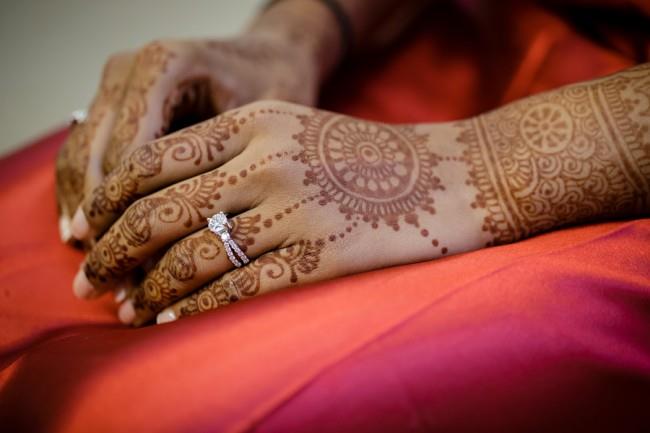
[85,111,246,233]
[162,239,326,321]
[102,42,176,175]
[56,54,132,241]
[130,213,263,320]
[81,134,309,294]
[84,171,224,288]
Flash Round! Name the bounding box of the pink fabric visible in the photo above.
[1,2,649,432]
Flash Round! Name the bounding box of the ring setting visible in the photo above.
[207,212,250,268]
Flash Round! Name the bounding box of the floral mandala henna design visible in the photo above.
[295,113,443,230]
[179,239,325,316]
[459,64,650,246]
[521,103,573,153]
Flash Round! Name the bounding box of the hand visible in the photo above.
[57,32,322,243]
[72,65,650,326]
[72,100,482,325]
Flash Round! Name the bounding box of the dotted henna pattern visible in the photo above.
[459,64,650,246]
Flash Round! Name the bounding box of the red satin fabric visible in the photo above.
[1,2,649,432]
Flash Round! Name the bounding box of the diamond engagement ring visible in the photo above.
[207,212,250,268]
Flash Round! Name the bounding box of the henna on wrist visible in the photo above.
[457,63,650,246]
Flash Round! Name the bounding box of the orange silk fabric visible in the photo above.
[1,2,649,432]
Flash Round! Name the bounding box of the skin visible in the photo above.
[56,0,420,244]
[70,63,649,326]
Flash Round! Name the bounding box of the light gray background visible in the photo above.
[0,0,262,157]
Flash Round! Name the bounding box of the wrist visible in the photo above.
[247,0,342,83]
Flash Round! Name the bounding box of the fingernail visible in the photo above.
[118,300,136,325]
[114,288,127,303]
[73,268,95,299]
[156,308,177,325]
[59,215,72,243]
[71,206,90,240]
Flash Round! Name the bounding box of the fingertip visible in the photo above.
[73,268,95,299]
[114,288,127,303]
[156,308,178,325]
[59,215,72,243]
[71,206,90,240]
[118,300,136,325]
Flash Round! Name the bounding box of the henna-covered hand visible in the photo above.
[72,100,473,325]
[74,64,649,327]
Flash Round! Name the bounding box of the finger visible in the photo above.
[100,42,179,176]
[155,239,328,324]
[56,123,89,243]
[75,155,264,297]
[57,53,134,243]
[71,42,181,242]
[82,53,136,203]
[80,108,252,237]
[126,207,291,326]
[78,101,308,240]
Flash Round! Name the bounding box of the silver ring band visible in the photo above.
[207,212,250,268]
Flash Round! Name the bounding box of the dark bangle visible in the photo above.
[263,0,354,63]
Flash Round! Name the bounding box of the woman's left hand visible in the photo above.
[72,101,482,326]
